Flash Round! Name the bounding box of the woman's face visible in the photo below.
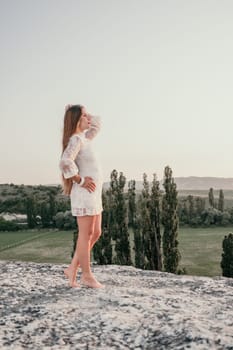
[78,107,91,131]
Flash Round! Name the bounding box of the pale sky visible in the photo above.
[0,0,233,185]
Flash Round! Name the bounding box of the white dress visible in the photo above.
[59,116,103,216]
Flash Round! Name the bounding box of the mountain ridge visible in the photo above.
[172,176,233,190]
[2,176,233,190]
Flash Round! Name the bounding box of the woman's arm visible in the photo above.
[85,115,101,140]
[59,135,82,180]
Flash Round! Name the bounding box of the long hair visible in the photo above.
[61,104,83,195]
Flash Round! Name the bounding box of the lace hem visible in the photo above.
[72,207,103,217]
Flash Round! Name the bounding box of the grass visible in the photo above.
[178,226,232,277]
[0,227,232,277]
[0,229,53,251]
[0,230,73,264]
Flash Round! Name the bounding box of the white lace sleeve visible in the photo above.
[85,115,101,140]
[59,135,82,179]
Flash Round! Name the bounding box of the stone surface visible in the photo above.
[0,260,233,349]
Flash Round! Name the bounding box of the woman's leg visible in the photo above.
[64,215,96,287]
[89,213,102,256]
[79,214,103,288]
[64,213,102,285]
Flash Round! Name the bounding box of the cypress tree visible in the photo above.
[150,173,162,270]
[221,233,233,277]
[139,173,162,270]
[187,195,195,224]
[25,196,37,228]
[139,173,151,269]
[40,202,51,228]
[195,197,205,216]
[208,188,215,208]
[133,219,143,268]
[162,166,181,273]
[178,198,189,225]
[128,180,142,267]
[102,190,113,263]
[109,169,118,240]
[109,170,132,265]
[218,189,224,212]
[93,189,113,264]
[128,180,137,227]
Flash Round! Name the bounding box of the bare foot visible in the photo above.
[80,274,105,289]
[64,267,80,288]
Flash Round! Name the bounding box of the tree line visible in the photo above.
[1,182,233,231]
[0,184,70,231]
[178,188,233,227]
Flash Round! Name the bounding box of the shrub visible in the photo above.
[221,233,233,277]
[0,218,20,231]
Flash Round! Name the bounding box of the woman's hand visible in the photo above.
[82,176,96,193]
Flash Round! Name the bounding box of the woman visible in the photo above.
[59,104,104,288]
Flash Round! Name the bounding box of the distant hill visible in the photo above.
[173,177,233,190]
[2,177,233,192]
[103,177,233,191]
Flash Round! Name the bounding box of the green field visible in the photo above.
[178,227,232,277]
[0,230,73,264]
[0,227,232,277]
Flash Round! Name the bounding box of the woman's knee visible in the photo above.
[87,227,95,238]
[93,228,102,240]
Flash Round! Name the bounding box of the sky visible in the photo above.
[0,0,233,185]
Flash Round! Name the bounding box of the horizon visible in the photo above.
[1,175,233,188]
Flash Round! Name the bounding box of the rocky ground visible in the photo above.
[0,261,233,350]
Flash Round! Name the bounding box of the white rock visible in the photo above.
[0,261,233,349]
